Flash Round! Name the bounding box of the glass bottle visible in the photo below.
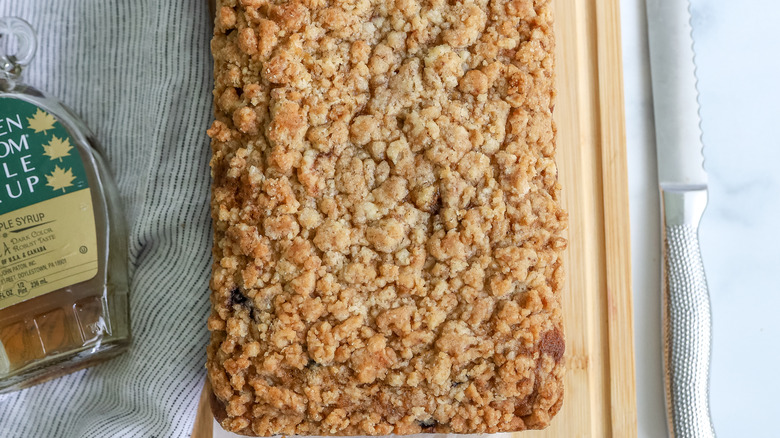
[0,17,130,393]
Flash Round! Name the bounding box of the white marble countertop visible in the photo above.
[216,1,779,437]
[623,0,780,436]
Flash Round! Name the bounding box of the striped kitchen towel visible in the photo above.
[0,1,214,436]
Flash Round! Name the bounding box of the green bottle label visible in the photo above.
[0,98,90,212]
[0,98,97,310]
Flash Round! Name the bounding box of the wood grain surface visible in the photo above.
[194,0,637,435]
[515,0,638,436]
[515,0,637,438]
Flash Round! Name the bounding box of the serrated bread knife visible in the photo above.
[646,1,716,437]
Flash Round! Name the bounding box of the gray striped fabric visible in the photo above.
[0,1,213,437]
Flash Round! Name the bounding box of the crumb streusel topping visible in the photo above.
[207,0,567,434]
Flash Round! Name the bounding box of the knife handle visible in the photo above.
[661,188,716,438]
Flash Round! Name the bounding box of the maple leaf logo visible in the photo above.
[42,136,73,162]
[45,166,76,192]
[26,109,57,134]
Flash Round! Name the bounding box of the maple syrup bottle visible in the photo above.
[0,18,130,393]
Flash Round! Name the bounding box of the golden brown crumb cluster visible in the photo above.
[206,0,567,435]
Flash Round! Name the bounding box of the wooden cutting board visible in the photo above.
[194,0,637,435]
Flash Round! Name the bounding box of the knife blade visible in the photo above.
[645,1,716,438]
